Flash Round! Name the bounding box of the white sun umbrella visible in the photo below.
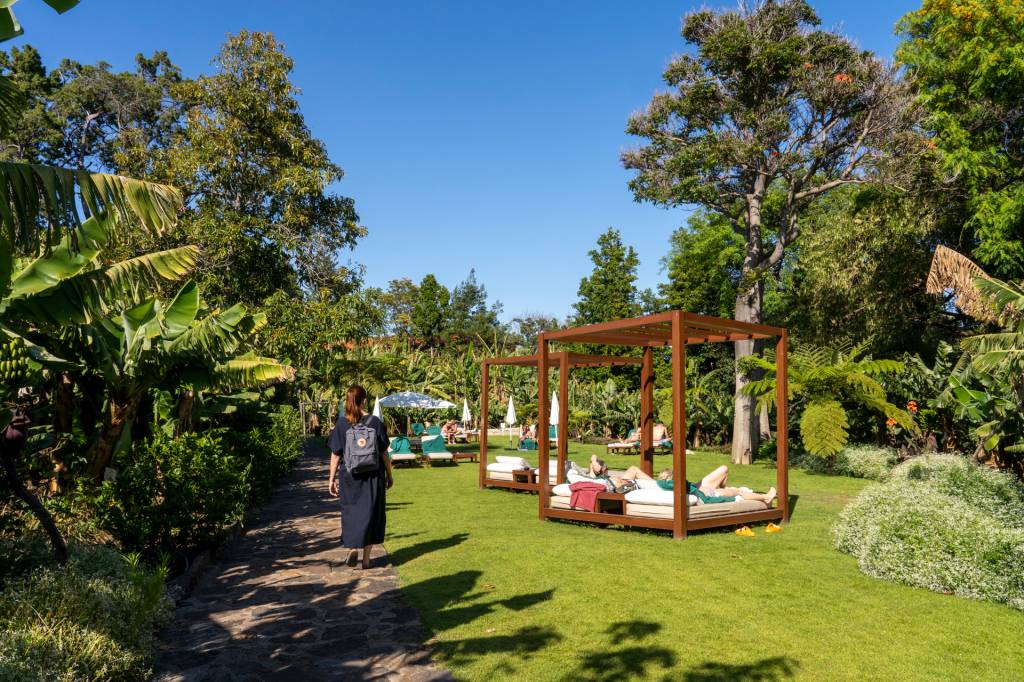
[505,396,517,445]
[550,390,560,426]
[462,398,472,427]
[372,397,382,419]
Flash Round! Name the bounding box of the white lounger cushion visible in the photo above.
[625,499,769,519]
[552,483,572,496]
[487,462,530,473]
[487,471,514,481]
[625,488,699,506]
[390,453,417,461]
[496,455,530,467]
[426,452,452,460]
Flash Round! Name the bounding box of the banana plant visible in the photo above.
[80,280,293,481]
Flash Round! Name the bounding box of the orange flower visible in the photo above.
[803,62,813,69]
[907,400,918,413]
[886,417,898,428]
[834,73,853,84]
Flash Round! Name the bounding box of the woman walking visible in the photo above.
[328,385,393,569]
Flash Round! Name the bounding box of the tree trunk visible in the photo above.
[86,397,138,483]
[175,389,195,438]
[759,404,771,441]
[731,278,764,465]
[47,373,75,494]
[1,449,67,565]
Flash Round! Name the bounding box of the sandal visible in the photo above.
[734,526,755,537]
[345,549,359,567]
[765,522,782,533]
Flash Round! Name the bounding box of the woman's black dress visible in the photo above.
[328,414,390,548]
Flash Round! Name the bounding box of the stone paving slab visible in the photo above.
[152,444,451,682]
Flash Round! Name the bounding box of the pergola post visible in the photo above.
[640,346,655,477]
[479,360,489,489]
[671,312,687,540]
[557,352,569,484]
[537,334,550,520]
[776,332,790,522]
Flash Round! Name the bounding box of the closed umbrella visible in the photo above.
[550,390,559,425]
[505,396,517,445]
[372,397,382,419]
[462,398,472,426]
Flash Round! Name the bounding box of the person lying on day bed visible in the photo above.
[654,465,776,505]
[567,455,653,492]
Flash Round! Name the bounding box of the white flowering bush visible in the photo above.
[791,444,898,480]
[834,457,1024,610]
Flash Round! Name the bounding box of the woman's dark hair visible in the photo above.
[345,385,367,424]
[594,457,608,476]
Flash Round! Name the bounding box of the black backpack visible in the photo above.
[344,417,379,474]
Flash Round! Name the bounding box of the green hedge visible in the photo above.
[834,455,1024,610]
[0,545,169,682]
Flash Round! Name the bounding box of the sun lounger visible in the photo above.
[420,433,455,465]
[387,436,419,467]
[411,423,425,436]
[426,424,442,436]
[606,428,640,454]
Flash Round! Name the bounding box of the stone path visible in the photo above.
[152,444,452,682]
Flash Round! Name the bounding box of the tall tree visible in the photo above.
[448,268,502,339]
[378,277,419,336]
[661,210,744,318]
[411,274,450,342]
[573,228,640,324]
[623,0,915,462]
[897,0,1024,280]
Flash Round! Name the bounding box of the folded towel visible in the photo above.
[568,481,607,512]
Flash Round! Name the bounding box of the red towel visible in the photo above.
[569,481,607,512]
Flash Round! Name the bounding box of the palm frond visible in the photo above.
[925,245,998,322]
[0,74,25,138]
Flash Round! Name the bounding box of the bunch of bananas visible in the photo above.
[0,339,30,383]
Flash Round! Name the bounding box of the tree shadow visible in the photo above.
[386,532,469,567]
[681,656,799,681]
[567,620,675,682]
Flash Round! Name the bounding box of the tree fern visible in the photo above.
[800,400,849,457]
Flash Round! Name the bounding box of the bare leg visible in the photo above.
[700,465,729,491]
[717,486,776,504]
[621,466,653,481]
[362,544,373,569]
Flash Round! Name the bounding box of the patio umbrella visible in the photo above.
[505,396,517,445]
[378,391,456,409]
[550,390,559,426]
[462,398,472,426]
[372,397,382,419]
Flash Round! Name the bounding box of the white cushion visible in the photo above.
[426,452,452,460]
[496,455,529,466]
[566,471,612,490]
[390,453,417,461]
[487,462,529,473]
[624,488,699,506]
[552,483,572,496]
[634,479,661,491]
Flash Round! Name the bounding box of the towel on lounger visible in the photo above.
[569,481,607,512]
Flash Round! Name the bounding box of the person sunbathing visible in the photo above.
[568,455,650,491]
[657,465,776,505]
[608,427,639,446]
[652,423,669,444]
[441,420,458,443]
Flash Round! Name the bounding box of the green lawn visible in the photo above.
[383,439,1024,681]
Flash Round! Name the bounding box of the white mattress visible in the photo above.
[549,495,572,510]
[625,499,768,519]
[426,452,452,460]
[486,471,514,482]
[552,483,572,496]
[624,488,699,506]
[390,453,417,461]
[487,462,530,473]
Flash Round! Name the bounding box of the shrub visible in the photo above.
[93,431,251,556]
[889,454,1024,528]
[834,457,1024,610]
[791,444,898,480]
[0,544,169,682]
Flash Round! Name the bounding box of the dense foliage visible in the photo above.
[835,455,1024,610]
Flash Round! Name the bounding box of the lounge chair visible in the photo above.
[388,436,419,467]
[606,428,640,454]
[411,423,425,436]
[426,424,442,436]
[420,433,455,466]
[548,425,558,445]
[518,437,538,451]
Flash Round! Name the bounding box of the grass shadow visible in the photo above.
[787,493,800,519]
[682,656,799,681]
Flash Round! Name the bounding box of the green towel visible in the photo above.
[389,436,414,455]
[421,434,450,454]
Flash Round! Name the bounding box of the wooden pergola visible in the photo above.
[535,311,790,540]
[479,352,642,492]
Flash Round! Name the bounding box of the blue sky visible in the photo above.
[12,0,917,321]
